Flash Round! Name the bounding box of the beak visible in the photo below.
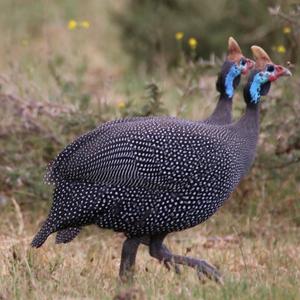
[246,59,255,70]
[241,58,255,75]
[282,68,292,77]
[275,65,292,77]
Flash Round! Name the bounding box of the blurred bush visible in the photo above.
[48,54,91,110]
[269,3,300,64]
[114,0,292,70]
[0,0,298,224]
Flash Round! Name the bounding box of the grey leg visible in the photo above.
[160,244,181,274]
[119,236,180,282]
[139,235,180,274]
[119,238,140,281]
[149,235,223,284]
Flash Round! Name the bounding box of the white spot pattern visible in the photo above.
[31,116,252,247]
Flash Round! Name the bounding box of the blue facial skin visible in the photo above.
[224,60,248,98]
[249,72,270,103]
[225,64,240,98]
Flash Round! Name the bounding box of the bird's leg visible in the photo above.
[149,235,223,284]
[139,235,180,274]
[160,244,181,274]
[119,237,140,281]
[148,234,181,274]
[170,253,223,284]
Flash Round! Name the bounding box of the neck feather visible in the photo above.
[231,102,260,175]
[236,102,259,130]
[204,95,232,125]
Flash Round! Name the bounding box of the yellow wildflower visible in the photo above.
[283,26,291,34]
[68,20,77,30]
[188,37,198,49]
[21,39,29,46]
[277,45,286,54]
[117,101,126,109]
[175,32,184,41]
[80,21,90,29]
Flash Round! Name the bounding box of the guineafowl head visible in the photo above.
[216,37,254,98]
[244,46,292,104]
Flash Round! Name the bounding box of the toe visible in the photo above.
[196,260,223,284]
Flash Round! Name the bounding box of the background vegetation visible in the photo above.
[0,1,299,299]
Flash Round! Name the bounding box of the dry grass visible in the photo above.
[0,202,299,300]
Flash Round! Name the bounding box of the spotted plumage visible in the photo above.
[32,116,251,247]
[56,227,81,244]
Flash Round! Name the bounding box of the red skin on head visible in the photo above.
[242,59,255,75]
[269,65,292,81]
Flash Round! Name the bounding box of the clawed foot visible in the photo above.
[150,237,223,284]
[119,237,180,282]
[119,236,223,284]
[160,244,181,274]
[194,259,223,284]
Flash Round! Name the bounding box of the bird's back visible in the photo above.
[47,116,240,192]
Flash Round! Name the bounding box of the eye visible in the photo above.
[240,58,246,66]
[266,65,275,72]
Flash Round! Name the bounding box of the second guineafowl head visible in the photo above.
[205,37,254,125]
[216,37,254,99]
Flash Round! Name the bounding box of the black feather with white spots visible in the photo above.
[56,227,81,244]
[32,116,255,247]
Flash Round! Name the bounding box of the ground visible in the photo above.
[1,200,299,300]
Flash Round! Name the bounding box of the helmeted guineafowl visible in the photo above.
[54,37,254,248]
[203,37,254,125]
[31,46,291,283]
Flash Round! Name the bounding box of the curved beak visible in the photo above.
[275,65,292,77]
[246,59,255,70]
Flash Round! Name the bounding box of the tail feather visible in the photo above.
[31,220,53,248]
[56,227,81,244]
[32,179,105,248]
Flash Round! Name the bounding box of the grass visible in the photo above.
[0,86,298,300]
[0,1,299,299]
[1,204,299,300]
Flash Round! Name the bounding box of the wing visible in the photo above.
[45,117,147,184]
[46,116,223,191]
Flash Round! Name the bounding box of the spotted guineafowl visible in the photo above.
[54,37,253,248]
[31,46,291,283]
